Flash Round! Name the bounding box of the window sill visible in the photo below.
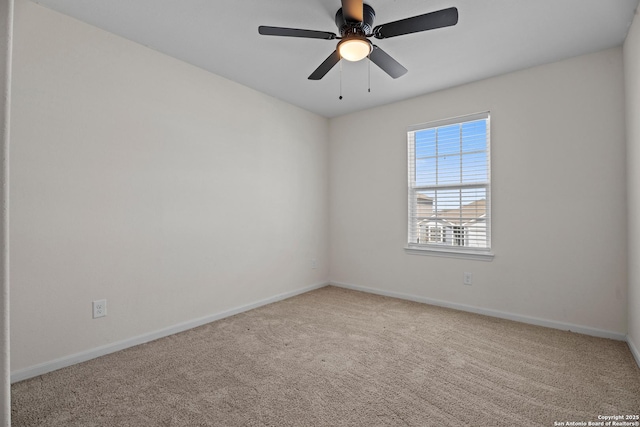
[404,246,494,261]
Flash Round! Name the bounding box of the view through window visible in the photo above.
[407,112,491,254]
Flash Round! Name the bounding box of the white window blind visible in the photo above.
[407,112,491,256]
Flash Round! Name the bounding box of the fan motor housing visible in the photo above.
[335,3,376,36]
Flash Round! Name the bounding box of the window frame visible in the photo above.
[405,112,494,261]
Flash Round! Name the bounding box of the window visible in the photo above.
[406,112,492,259]
[429,226,444,243]
[422,225,445,243]
[452,226,466,246]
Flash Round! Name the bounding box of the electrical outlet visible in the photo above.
[311,258,317,269]
[463,272,473,286]
[93,299,107,318]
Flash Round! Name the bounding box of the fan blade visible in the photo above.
[259,26,336,40]
[369,45,407,79]
[341,0,363,23]
[373,7,458,39]
[308,50,341,80]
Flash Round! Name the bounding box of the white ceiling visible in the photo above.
[32,0,639,118]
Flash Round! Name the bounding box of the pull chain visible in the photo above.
[337,57,372,99]
[368,54,371,93]
[339,60,343,100]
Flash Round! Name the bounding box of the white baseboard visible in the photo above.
[627,336,640,369]
[13,280,632,383]
[330,281,627,341]
[11,281,329,383]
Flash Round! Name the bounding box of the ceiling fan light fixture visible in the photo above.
[338,38,372,62]
[259,3,459,80]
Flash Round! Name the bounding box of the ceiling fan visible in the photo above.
[258,0,458,80]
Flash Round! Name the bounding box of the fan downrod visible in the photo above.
[335,4,376,37]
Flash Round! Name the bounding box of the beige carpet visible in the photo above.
[11,286,640,426]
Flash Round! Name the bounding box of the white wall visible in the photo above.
[0,0,13,423]
[330,47,628,335]
[624,9,640,360]
[10,0,329,372]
